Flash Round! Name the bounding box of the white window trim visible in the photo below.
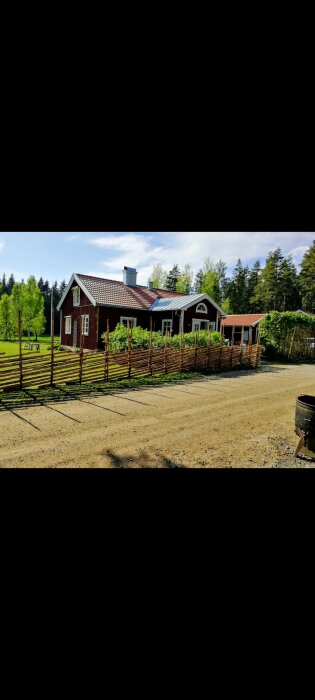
[65,316,72,334]
[162,319,173,335]
[192,319,215,332]
[81,315,89,336]
[120,316,137,328]
[196,302,207,314]
[72,286,80,306]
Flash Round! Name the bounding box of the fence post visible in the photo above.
[79,316,83,384]
[128,322,132,378]
[207,328,211,370]
[105,319,110,382]
[180,332,184,372]
[149,319,153,376]
[288,328,296,359]
[194,329,198,370]
[50,289,55,387]
[164,326,168,374]
[18,310,23,390]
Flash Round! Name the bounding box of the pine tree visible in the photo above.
[247,260,262,312]
[215,259,228,303]
[194,269,204,293]
[299,240,315,313]
[2,274,7,295]
[7,273,15,295]
[229,259,249,314]
[38,278,51,333]
[252,248,284,312]
[278,256,300,311]
[166,264,181,291]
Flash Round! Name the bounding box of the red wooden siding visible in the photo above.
[60,284,96,349]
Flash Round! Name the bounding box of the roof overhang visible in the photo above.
[251,317,264,327]
[56,273,97,311]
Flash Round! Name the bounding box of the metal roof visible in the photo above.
[150,294,207,311]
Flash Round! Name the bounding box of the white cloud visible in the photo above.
[0,239,5,252]
[287,245,309,267]
[87,232,314,285]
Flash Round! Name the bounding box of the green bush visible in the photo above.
[259,311,315,360]
[101,325,225,352]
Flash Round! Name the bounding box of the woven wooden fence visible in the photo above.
[0,343,263,392]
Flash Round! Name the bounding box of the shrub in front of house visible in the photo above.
[101,325,225,352]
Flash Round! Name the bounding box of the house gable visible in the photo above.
[57,273,97,311]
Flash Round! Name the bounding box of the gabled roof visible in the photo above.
[57,273,226,315]
[220,314,265,328]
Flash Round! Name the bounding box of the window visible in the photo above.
[192,319,215,332]
[120,317,137,328]
[196,302,207,314]
[72,286,80,306]
[162,319,172,335]
[65,316,72,334]
[81,315,89,335]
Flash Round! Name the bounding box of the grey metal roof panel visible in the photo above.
[149,294,205,311]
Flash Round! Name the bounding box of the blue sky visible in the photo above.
[0,232,313,287]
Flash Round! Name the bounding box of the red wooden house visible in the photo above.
[57,267,226,351]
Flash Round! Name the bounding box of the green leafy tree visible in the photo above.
[221,297,233,314]
[150,264,167,289]
[11,277,45,341]
[200,269,221,303]
[0,294,15,339]
[23,276,45,340]
[299,240,315,313]
[166,264,181,291]
[176,264,193,294]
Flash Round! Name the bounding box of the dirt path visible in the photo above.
[0,363,315,468]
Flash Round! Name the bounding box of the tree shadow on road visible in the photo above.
[102,449,187,469]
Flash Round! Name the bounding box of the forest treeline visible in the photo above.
[150,241,315,315]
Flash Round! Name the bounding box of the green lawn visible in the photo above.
[0,336,52,355]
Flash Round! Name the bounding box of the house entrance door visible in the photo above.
[73,320,78,347]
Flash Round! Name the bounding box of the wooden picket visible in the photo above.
[0,343,263,392]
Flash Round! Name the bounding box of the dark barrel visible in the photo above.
[296,395,315,453]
